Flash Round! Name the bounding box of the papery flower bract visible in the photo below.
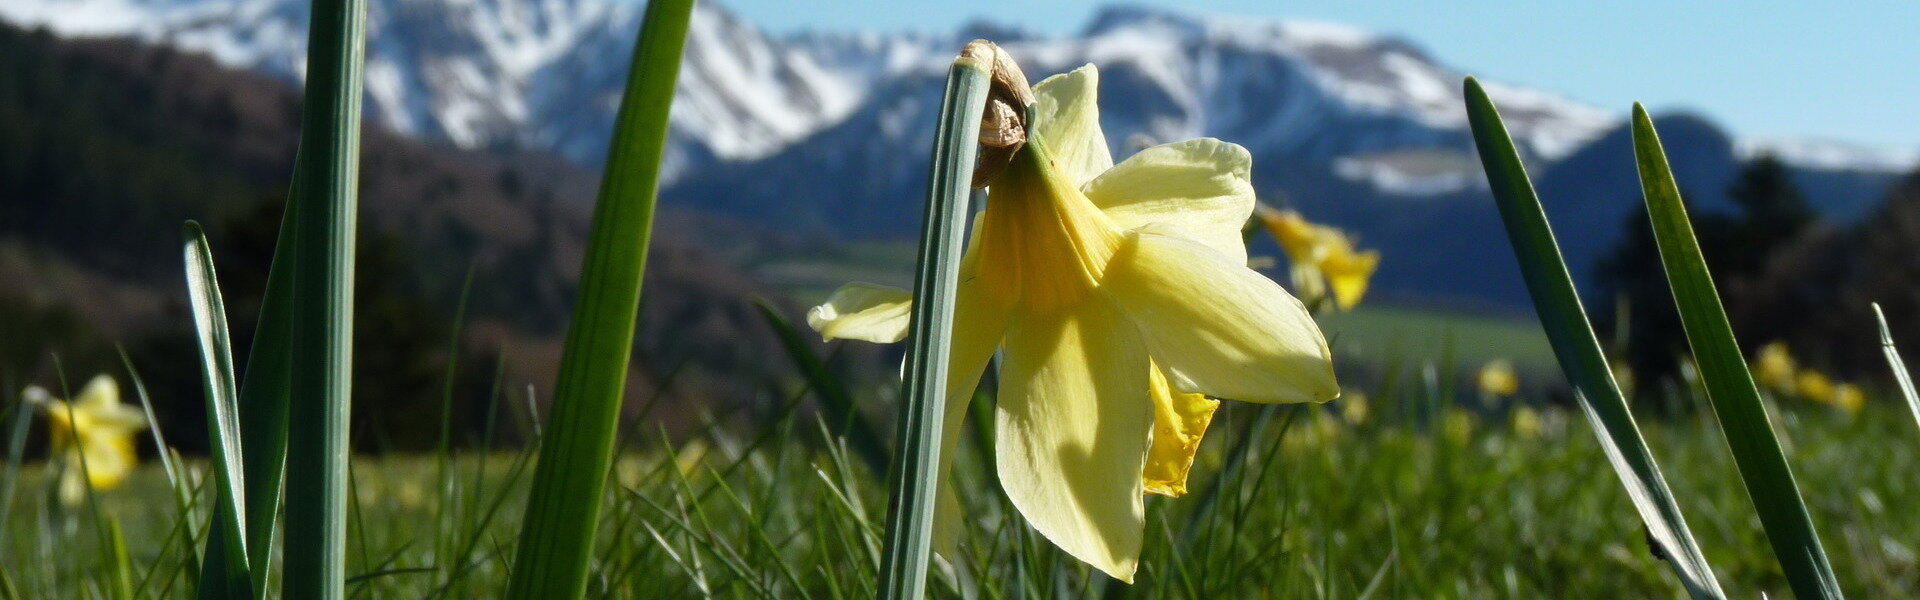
[30,375,146,505]
[1752,341,1797,393]
[807,64,1337,581]
[1255,206,1378,312]
[1477,359,1519,398]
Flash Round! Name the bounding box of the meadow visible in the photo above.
[4,384,1914,598]
[3,0,1917,597]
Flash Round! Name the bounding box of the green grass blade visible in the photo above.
[875,50,991,600]
[753,300,890,477]
[1463,78,1725,599]
[236,181,299,587]
[0,387,30,529]
[182,222,255,599]
[1873,303,1920,435]
[282,0,369,591]
[502,0,694,597]
[1631,104,1843,600]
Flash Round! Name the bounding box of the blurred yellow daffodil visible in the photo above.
[26,375,146,506]
[1510,405,1543,440]
[807,60,1337,581]
[1477,359,1519,398]
[1751,341,1796,393]
[1339,390,1370,425]
[1443,408,1478,445]
[1254,206,1378,312]
[1831,383,1865,415]
[1795,370,1835,404]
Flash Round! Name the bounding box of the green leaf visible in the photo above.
[502,0,695,597]
[753,300,890,478]
[1464,77,1725,599]
[1873,303,1920,436]
[874,51,992,600]
[281,0,370,591]
[200,173,299,599]
[1631,104,1844,600]
[181,222,255,599]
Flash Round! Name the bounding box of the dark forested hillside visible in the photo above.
[0,23,830,449]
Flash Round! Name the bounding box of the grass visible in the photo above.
[0,389,1913,598]
[1318,305,1557,373]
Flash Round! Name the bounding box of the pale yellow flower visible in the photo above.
[1795,370,1836,404]
[1752,341,1796,393]
[1510,405,1543,439]
[1477,359,1519,398]
[1831,383,1865,415]
[1339,390,1370,425]
[806,64,1337,581]
[30,375,146,505]
[1254,207,1378,312]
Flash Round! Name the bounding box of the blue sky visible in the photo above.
[725,1,1920,149]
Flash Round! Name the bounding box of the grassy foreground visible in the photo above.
[2,389,1913,598]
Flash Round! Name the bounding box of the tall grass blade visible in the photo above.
[1462,78,1725,599]
[1873,304,1920,435]
[1631,104,1843,600]
[753,300,889,477]
[282,0,369,589]
[182,222,255,599]
[875,49,991,600]
[503,0,694,597]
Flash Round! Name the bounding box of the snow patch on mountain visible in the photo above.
[3,0,1909,186]
[1737,137,1919,173]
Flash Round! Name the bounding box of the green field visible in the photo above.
[4,387,1913,598]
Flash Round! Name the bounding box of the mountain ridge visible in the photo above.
[3,0,1911,308]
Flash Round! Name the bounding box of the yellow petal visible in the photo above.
[1083,139,1256,265]
[995,301,1151,582]
[929,271,1017,554]
[43,400,77,449]
[79,435,137,490]
[1142,365,1217,497]
[1030,65,1112,187]
[1321,248,1378,311]
[806,283,913,343]
[1256,207,1326,266]
[74,375,119,411]
[1102,223,1339,404]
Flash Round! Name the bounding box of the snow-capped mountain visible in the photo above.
[0,0,1628,183]
[0,0,917,176]
[4,0,1912,307]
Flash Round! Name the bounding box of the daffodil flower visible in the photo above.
[1831,383,1865,415]
[26,375,146,505]
[807,63,1337,581]
[1255,206,1379,312]
[1477,359,1519,398]
[1796,370,1836,404]
[1752,341,1797,394]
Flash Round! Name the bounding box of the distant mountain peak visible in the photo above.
[1,0,1907,180]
